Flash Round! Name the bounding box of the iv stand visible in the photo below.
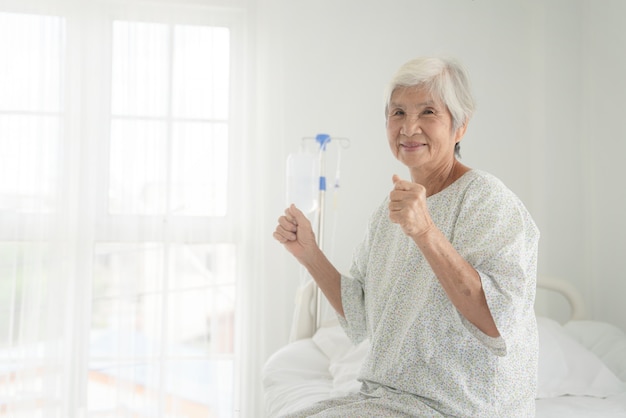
[303,134,350,330]
[314,135,328,330]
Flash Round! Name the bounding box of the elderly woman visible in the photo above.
[273,56,539,417]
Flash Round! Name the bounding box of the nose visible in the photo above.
[400,113,423,136]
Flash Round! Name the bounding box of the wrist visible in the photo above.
[411,222,437,246]
[299,245,324,270]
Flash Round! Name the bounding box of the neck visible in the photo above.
[411,159,469,196]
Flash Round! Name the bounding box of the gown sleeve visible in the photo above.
[451,175,539,353]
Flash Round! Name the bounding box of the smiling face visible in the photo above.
[386,85,466,182]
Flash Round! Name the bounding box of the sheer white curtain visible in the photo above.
[0,1,251,417]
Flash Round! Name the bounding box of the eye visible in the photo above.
[421,108,436,116]
[388,108,405,118]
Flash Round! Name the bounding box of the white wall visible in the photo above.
[528,0,626,327]
[581,0,626,330]
[252,0,626,377]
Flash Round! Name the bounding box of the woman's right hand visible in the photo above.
[273,204,318,263]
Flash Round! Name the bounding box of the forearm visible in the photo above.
[299,248,345,317]
[274,204,345,316]
[413,227,500,337]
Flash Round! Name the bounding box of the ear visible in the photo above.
[454,122,468,143]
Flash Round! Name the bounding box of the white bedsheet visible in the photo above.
[536,392,626,418]
[263,319,626,417]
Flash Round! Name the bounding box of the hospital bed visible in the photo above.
[262,277,626,417]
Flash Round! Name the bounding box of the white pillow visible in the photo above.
[311,325,355,363]
[312,326,367,396]
[537,316,625,398]
[328,339,369,396]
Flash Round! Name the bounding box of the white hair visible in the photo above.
[384,56,476,131]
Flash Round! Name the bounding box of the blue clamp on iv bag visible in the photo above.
[315,134,330,192]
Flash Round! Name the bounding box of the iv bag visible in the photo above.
[286,151,318,214]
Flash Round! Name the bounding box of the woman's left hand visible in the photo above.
[388,174,435,238]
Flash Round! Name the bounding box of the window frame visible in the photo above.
[93,3,246,243]
[84,4,247,416]
[0,0,248,415]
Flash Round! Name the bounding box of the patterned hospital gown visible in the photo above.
[283,170,540,417]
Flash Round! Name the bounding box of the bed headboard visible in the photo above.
[536,276,587,321]
[289,276,587,342]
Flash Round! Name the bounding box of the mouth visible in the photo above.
[400,142,426,151]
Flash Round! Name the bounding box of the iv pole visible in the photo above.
[305,133,349,330]
[313,134,329,330]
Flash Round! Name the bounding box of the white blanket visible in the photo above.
[263,318,626,417]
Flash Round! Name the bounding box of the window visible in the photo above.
[0,3,244,417]
[108,21,230,217]
[0,12,63,215]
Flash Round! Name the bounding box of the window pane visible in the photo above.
[0,12,64,215]
[0,115,59,213]
[91,243,235,416]
[91,293,164,358]
[166,359,232,418]
[87,361,162,416]
[0,13,64,112]
[0,244,18,344]
[93,242,164,299]
[87,360,228,417]
[168,243,235,354]
[0,242,64,418]
[109,22,230,218]
[111,21,169,117]
[167,284,234,355]
[0,242,62,345]
[0,243,36,345]
[170,243,235,289]
[92,243,165,341]
[90,244,165,415]
[171,122,228,216]
[108,119,168,215]
[173,25,230,120]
